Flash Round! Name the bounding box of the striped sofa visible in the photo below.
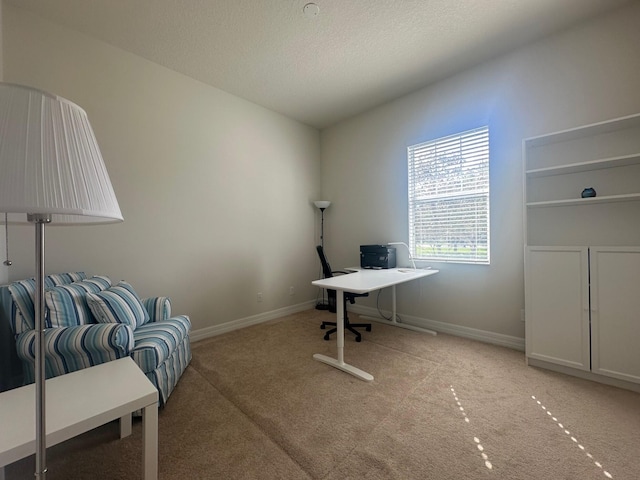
[1,272,191,407]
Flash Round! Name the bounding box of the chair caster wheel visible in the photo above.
[355,337,362,342]
[320,324,326,330]
[324,334,331,341]
[366,326,372,332]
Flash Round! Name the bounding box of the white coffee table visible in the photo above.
[0,357,158,480]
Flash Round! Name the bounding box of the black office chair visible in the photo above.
[316,245,371,342]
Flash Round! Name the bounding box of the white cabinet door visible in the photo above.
[525,247,590,370]
[590,247,640,383]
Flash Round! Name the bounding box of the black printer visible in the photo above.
[360,245,396,269]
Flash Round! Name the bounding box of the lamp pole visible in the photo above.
[314,201,331,310]
[319,207,326,248]
[32,215,50,479]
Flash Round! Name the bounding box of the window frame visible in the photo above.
[407,126,490,265]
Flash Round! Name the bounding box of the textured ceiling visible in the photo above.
[6,0,633,128]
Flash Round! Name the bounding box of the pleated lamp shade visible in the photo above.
[0,83,123,224]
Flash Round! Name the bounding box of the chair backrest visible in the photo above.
[316,245,333,279]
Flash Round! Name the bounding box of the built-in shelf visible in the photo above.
[526,153,640,178]
[524,114,640,388]
[527,192,640,208]
[524,113,640,216]
[525,113,640,147]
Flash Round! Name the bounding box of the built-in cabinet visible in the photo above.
[523,113,640,389]
[590,247,640,382]
[525,246,590,371]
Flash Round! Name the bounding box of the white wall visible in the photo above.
[2,5,322,332]
[321,3,640,338]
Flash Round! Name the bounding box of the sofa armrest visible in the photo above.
[141,297,171,323]
[15,323,134,381]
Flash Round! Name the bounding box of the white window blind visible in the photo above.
[408,126,490,264]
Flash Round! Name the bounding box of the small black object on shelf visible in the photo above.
[581,187,596,198]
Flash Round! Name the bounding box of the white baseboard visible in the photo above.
[190,300,316,342]
[190,300,525,352]
[527,358,640,393]
[350,304,525,351]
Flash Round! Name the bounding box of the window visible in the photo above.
[408,126,490,264]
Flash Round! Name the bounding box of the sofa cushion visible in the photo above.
[8,272,88,332]
[130,315,190,374]
[10,310,32,337]
[45,276,112,328]
[8,279,38,332]
[86,281,149,330]
[141,297,171,322]
[47,272,87,286]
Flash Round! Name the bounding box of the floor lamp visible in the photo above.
[314,200,330,310]
[0,83,123,479]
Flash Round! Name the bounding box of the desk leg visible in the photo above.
[336,292,345,364]
[313,292,373,382]
[360,285,437,336]
[142,403,158,480]
[392,285,396,323]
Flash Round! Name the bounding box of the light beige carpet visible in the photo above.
[5,309,640,479]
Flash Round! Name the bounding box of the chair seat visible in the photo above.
[131,315,191,374]
[316,245,371,342]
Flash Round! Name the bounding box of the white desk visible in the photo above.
[0,357,158,480]
[312,267,439,381]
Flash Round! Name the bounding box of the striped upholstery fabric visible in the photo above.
[81,275,112,290]
[131,315,190,374]
[8,279,39,333]
[7,272,87,334]
[87,281,149,329]
[15,322,134,382]
[141,297,171,322]
[145,334,192,405]
[45,276,112,328]
[10,309,32,339]
[131,314,191,406]
[47,272,86,286]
